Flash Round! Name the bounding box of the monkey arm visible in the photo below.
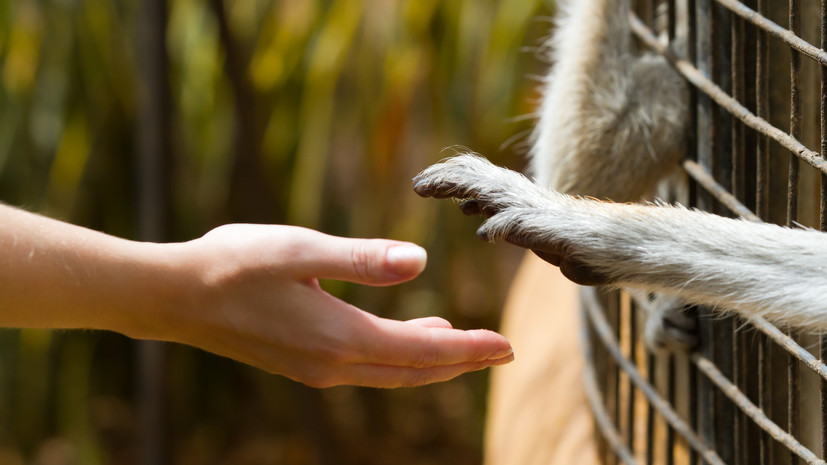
[414,155,827,330]
[531,0,688,202]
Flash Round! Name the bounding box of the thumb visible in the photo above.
[407,316,454,329]
[297,234,427,286]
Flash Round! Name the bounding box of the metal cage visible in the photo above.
[583,1,827,464]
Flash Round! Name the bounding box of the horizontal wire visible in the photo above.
[691,353,825,464]
[715,0,827,66]
[682,159,761,222]
[582,291,727,465]
[630,14,827,176]
[745,314,827,382]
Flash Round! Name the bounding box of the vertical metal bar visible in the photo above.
[696,2,717,463]
[645,0,656,26]
[601,290,621,465]
[788,2,801,464]
[687,1,700,463]
[758,334,771,465]
[755,0,770,463]
[136,0,170,464]
[730,12,747,465]
[646,353,656,465]
[823,0,827,234]
[666,355,676,465]
[612,292,622,465]
[732,16,746,204]
[593,303,610,462]
[788,0,801,228]
[821,0,827,459]
[689,355,700,465]
[713,4,734,193]
[627,303,637,454]
[756,0,770,221]
[668,0,677,42]
[697,0,714,179]
[713,4,736,463]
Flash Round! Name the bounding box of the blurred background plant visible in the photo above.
[0,0,551,463]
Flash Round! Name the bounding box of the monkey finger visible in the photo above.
[662,306,698,331]
[559,258,613,286]
[433,189,462,199]
[413,175,480,201]
[476,225,493,242]
[412,179,438,197]
[459,199,482,216]
[531,249,562,267]
[413,178,463,199]
[460,199,500,218]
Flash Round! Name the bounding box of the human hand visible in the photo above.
[158,224,513,388]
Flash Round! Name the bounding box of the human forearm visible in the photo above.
[0,204,189,337]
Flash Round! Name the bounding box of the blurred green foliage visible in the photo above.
[0,0,551,463]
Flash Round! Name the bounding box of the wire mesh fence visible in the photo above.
[584,0,827,463]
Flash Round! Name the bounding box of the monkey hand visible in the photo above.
[413,154,613,286]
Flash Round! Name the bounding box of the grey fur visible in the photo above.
[530,0,688,201]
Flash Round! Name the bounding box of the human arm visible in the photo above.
[0,204,513,388]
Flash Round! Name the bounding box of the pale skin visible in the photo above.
[0,204,513,388]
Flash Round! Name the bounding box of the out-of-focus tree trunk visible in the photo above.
[210,0,278,224]
[136,0,171,463]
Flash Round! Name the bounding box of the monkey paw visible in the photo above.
[413,154,612,286]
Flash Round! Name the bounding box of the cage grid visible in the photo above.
[582,0,827,464]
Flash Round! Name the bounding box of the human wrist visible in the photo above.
[104,239,206,343]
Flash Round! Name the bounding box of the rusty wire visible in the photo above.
[580,7,827,464]
[747,314,827,381]
[682,159,761,222]
[636,9,827,387]
[683,140,827,383]
[691,354,825,464]
[714,0,827,66]
[629,14,827,177]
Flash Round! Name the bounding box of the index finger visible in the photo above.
[290,231,427,286]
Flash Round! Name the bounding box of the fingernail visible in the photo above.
[387,245,428,275]
[490,347,514,360]
[489,353,515,366]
